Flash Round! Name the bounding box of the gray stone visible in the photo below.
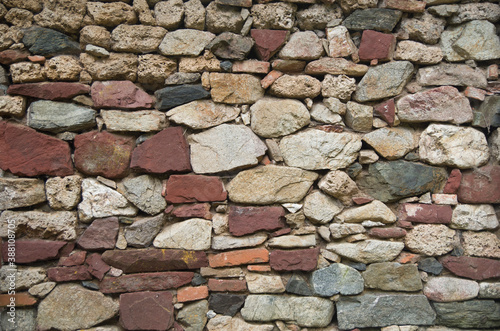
[303,191,343,224]
[1,309,36,331]
[311,263,364,296]
[279,31,324,61]
[310,102,343,124]
[451,204,499,231]
[45,175,82,211]
[240,295,335,328]
[27,100,96,133]
[354,61,414,102]
[399,12,446,44]
[418,257,443,276]
[212,233,267,251]
[205,2,244,34]
[101,110,168,133]
[28,282,56,298]
[423,276,479,302]
[251,2,296,30]
[159,29,215,56]
[490,129,500,162]
[329,223,366,239]
[326,240,404,264]
[363,127,418,160]
[416,63,487,88]
[0,178,45,210]
[124,214,166,248]
[405,224,456,256]
[433,300,500,328]
[448,3,500,24]
[363,262,422,291]
[479,282,500,299]
[118,175,166,215]
[335,200,396,224]
[165,73,201,86]
[167,100,239,130]
[188,124,267,174]
[474,95,500,128]
[153,218,212,250]
[343,8,403,33]
[286,274,314,296]
[22,26,80,57]
[154,0,184,29]
[337,294,436,329]
[0,267,45,292]
[155,85,210,111]
[296,4,342,30]
[345,101,373,132]
[177,300,209,331]
[246,273,285,294]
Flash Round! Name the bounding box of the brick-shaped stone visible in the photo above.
[458,165,500,204]
[91,80,154,110]
[177,286,209,303]
[208,279,247,292]
[165,175,227,203]
[398,203,452,224]
[7,82,90,101]
[100,272,193,293]
[440,256,500,281]
[47,266,92,282]
[2,240,66,264]
[120,291,174,331]
[209,248,269,268]
[229,206,286,236]
[358,30,396,61]
[270,248,319,272]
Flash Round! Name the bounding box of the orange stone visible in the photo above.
[232,60,270,74]
[177,286,209,303]
[209,248,269,268]
[396,252,421,264]
[0,293,37,307]
[261,70,283,89]
[208,279,247,292]
[247,265,272,272]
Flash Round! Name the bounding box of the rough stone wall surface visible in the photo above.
[0,0,499,330]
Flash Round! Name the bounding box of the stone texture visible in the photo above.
[0,178,45,210]
[229,206,285,236]
[165,175,227,203]
[179,56,220,73]
[462,231,500,259]
[87,2,137,27]
[398,203,452,224]
[269,75,321,99]
[184,0,205,30]
[251,2,296,30]
[400,12,446,44]
[47,265,92,282]
[102,110,167,133]
[153,218,212,250]
[424,276,479,302]
[210,73,265,104]
[9,62,45,84]
[159,29,215,56]
[80,53,138,82]
[433,300,500,329]
[418,257,443,276]
[385,0,425,12]
[310,102,343,125]
[303,191,343,224]
[212,234,268,251]
[209,294,246,317]
[318,170,358,205]
[27,100,95,133]
[91,80,153,110]
[451,204,498,231]
[79,25,111,49]
[177,299,208,331]
[43,55,82,81]
[168,100,239,130]
[267,234,316,248]
[0,308,36,331]
[343,8,403,33]
[321,75,356,101]
[326,240,404,264]
[363,262,422,291]
[344,101,373,132]
[329,223,366,239]
[441,256,500,281]
[458,165,500,204]
[311,263,364,296]
[394,40,443,64]
[45,176,81,211]
[7,82,89,101]
[474,95,500,128]
[188,124,267,174]
[227,165,318,204]
[100,272,193,293]
[120,291,174,330]
[0,267,45,292]
[178,286,209,303]
[251,29,287,62]
[305,58,369,77]
[124,214,165,248]
[209,248,269,268]
[138,54,177,87]
[22,26,80,57]
[368,227,407,239]
[358,30,395,62]
[416,63,487,88]
[37,284,119,331]
[279,31,323,61]
[326,26,357,59]
[479,282,500,299]
[240,295,334,328]
[0,95,25,117]
[246,273,285,294]
[2,239,67,264]
[206,2,244,33]
[363,127,418,160]
[78,217,119,250]
[335,200,396,224]
[209,279,247,292]
[111,24,166,53]
[118,175,166,215]
[405,224,456,256]
[208,32,254,60]
[269,248,319,272]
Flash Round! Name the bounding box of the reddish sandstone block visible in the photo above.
[358,30,396,62]
[165,175,227,203]
[7,82,90,100]
[209,248,270,268]
[443,169,462,194]
[47,265,92,282]
[232,60,270,74]
[77,217,119,251]
[2,240,66,264]
[440,256,500,280]
[368,227,407,239]
[0,49,30,65]
[251,29,288,61]
[100,272,194,294]
[228,206,286,236]
[91,80,154,110]
[208,279,247,292]
[398,203,453,224]
[270,248,319,272]
[86,253,111,280]
[120,291,174,331]
[261,70,283,89]
[0,293,37,307]
[374,99,396,126]
[172,203,212,219]
[458,165,500,204]
[247,265,272,272]
[58,251,87,266]
[177,286,209,302]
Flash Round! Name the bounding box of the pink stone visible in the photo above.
[270,248,319,272]
[120,291,174,331]
[100,272,193,293]
[208,279,247,292]
[368,227,407,239]
[458,165,500,204]
[47,265,92,282]
[86,253,111,281]
[2,240,66,264]
[398,203,452,224]
[232,60,270,74]
[464,86,487,101]
[0,121,73,177]
[440,256,500,280]
[165,175,227,203]
[374,99,396,126]
[58,251,87,266]
[91,80,154,110]
[28,55,46,63]
[385,0,426,12]
[270,228,292,237]
[352,196,374,205]
[172,203,212,219]
[7,82,90,100]
[443,169,462,194]
[0,49,30,65]
[74,131,135,179]
[130,127,191,174]
[358,30,396,62]
[432,194,457,205]
[77,217,119,251]
[228,206,286,236]
[251,29,288,62]
[487,64,498,81]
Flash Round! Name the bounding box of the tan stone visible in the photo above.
[305,58,369,77]
[80,53,138,81]
[80,25,112,49]
[0,95,26,117]
[184,0,205,30]
[322,74,356,101]
[46,175,83,211]
[34,0,86,33]
[155,0,184,29]
[167,100,240,130]
[86,2,137,27]
[1,0,43,12]
[137,54,177,85]
[462,231,500,259]
[251,2,297,30]
[5,8,33,28]
[394,40,443,65]
[111,24,167,53]
[327,26,357,58]
[345,101,373,132]
[179,56,220,73]
[44,56,82,81]
[405,224,457,256]
[102,110,168,132]
[318,170,358,205]
[363,127,419,160]
[133,0,155,25]
[10,62,45,83]
[210,73,264,104]
[335,200,396,224]
[269,74,321,99]
[206,2,245,33]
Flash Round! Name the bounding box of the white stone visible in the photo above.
[462,231,500,259]
[326,25,357,58]
[363,127,419,160]
[101,110,167,132]
[335,200,396,224]
[153,218,212,250]
[359,149,379,164]
[117,175,166,215]
[159,29,216,56]
[310,102,343,124]
[267,234,316,248]
[431,194,457,205]
[279,31,324,61]
[423,276,479,302]
[212,213,228,235]
[168,100,240,130]
[405,224,457,256]
[326,240,404,264]
[322,74,356,101]
[246,273,285,294]
[0,95,26,117]
[207,315,274,331]
[303,191,343,224]
[45,175,82,211]
[212,234,267,250]
[329,223,366,239]
[394,40,443,65]
[451,204,499,231]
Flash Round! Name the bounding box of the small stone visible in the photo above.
[28,282,56,298]
[212,234,268,251]
[153,218,212,250]
[322,75,356,101]
[120,291,174,331]
[0,178,45,211]
[165,73,201,86]
[335,200,396,224]
[416,63,487,88]
[418,257,443,276]
[363,127,418,160]
[424,276,479,302]
[462,231,500,259]
[269,74,321,99]
[0,267,45,292]
[405,224,456,256]
[474,95,500,128]
[311,263,364,296]
[159,29,215,57]
[305,57,369,77]
[267,234,316,249]
[124,214,166,248]
[78,217,119,251]
[184,0,205,30]
[209,248,269,268]
[329,223,365,239]
[118,175,166,215]
[358,30,396,62]
[43,55,82,81]
[208,294,246,317]
[1,240,66,264]
[178,286,209,303]
[80,25,112,49]
[269,248,319,272]
[179,55,220,73]
[86,2,137,27]
[232,60,270,74]
[303,191,343,224]
[318,170,358,205]
[210,73,265,104]
[363,262,422,291]
[479,283,500,299]
[101,110,167,133]
[394,40,443,65]
[9,62,45,83]
[398,203,452,224]
[385,0,425,12]
[279,31,324,61]
[45,175,82,211]
[91,80,153,110]
[208,32,254,60]
[326,26,357,59]
[0,95,25,117]
[200,267,244,278]
[251,29,287,61]
[344,101,373,132]
[251,2,296,30]
[343,8,403,33]
[326,240,404,264]
[432,194,457,205]
[228,206,285,237]
[172,204,212,220]
[399,12,446,45]
[80,52,138,81]
[177,300,209,331]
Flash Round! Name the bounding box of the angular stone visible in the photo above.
[251,29,287,62]
[321,74,356,102]
[86,253,110,280]
[153,218,212,250]
[311,263,364,296]
[159,29,215,56]
[397,86,473,124]
[165,73,201,86]
[209,248,269,268]
[251,3,296,30]
[78,217,119,250]
[345,101,373,132]
[418,257,443,276]
[120,291,173,330]
[137,54,177,88]
[178,286,209,303]
[326,26,357,59]
[212,234,268,251]
[419,124,489,169]
[416,63,487,88]
[451,204,499,231]
[363,127,418,160]
[385,0,425,12]
[303,191,343,224]
[305,58,369,77]
[80,53,138,81]
[124,214,165,248]
[165,175,226,203]
[326,240,403,264]
[100,272,193,293]
[0,308,36,331]
[363,262,422,291]
[7,82,90,101]
[37,284,119,331]
[0,95,25,117]
[228,206,285,237]
[310,102,343,125]
[335,200,396,224]
[400,12,446,44]
[441,256,500,280]
[394,40,443,64]
[318,170,358,205]
[0,178,45,210]
[474,95,500,128]
[269,248,319,272]
[0,121,73,177]
[458,165,500,204]
[208,32,254,60]
[184,0,205,30]
[47,265,91,282]
[405,224,456,256]
[91,81,153,110]
[177,299,208,331]
[424,276,479,302]
[227,165,318,204]
[358,30,395,61]
[179,56,220,73]
[279,31,323,61]
[337,294,435,329]
[87,2,136,27]
[398,203,452,224]
[343,8,402,32]
[0,267,45,292]
[462,231,500,259]
[101,249,208,273]
[118,175,166,215]
[200,267,244,278]
[22,26,80,57]
[173,203,212,219]
[269,74,321,99]
[329,223,366,239]
[433,300,500,329]
[354,61,414,102]
[79,25,112,49]
[209,294,246,317]
[167,100,239,130]
[101,110,167,133]
[206,2,244,33]
[0,49,30,65]
[245,273,285,294]
[210,73,265,104]
[110,24,166,53]
[448,2,500,24]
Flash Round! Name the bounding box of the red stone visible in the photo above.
[368,227,407,239]
[165,175,227,203]
[58,251,87,266]
[86,253,111,280]
[398,203,452,224]
[59,242,75,258]
[74,131,135,179]
[270,248,319,272]
[374,99,396,126]
[458,165,500,204]
[7,82,90,101]
[270,228,292,237]
[440,256,500,280]
[172,203,212,219]
[77,217,119,251]
[0,293,37,307]
[271,59,306,73]
[0,49,30,65]
[443,169,462,194]
[209,248,270,268]
[261,70,283,89]
[228,206,286,236]
[247,265,272,272]
[358,30,396,62]
[385,0,426,13]
[100,272,193,293]
[0,121,73,177]
[120,291,174,331]
[397,220,414,229]
[208,279,247,292]
[396,252,421,264]
[177,286,209,302]
[2,240,66,264]
[101,249,209,273]
[352,196,374,205]
[251,29,288,62]
[47,265,92,282]
[130,127,191,174]
[91,80,154,110]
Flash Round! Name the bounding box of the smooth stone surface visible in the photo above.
[168,100,240,130]
[101,110,167,133]
[267,234,316,249]
[78,217,119,250]
[441,256,500,281]
[124,214,166,248]
[405,224,456,256]
[362,127,419,160]
[251,29,287,61]
[209,294,246,317]
[326,240,404,264]
[120,291,174,331]
[91,80,153,110]
[7,82,90,101]
[228,206,286,237]
[155,84,210,111]
[329,223,366,239]
[311,263,364,296]
[118,175,166,215]
[210,73,265,104]
[159,29,215,56]
[451,204,499,231]
[0,178,45,210]
[303,191,343,224]
[22,26,80,57]
[270,248,319,272]
[212,234,267,251]
[1,240,66,264]
[165,175,227,203]
[343,8,403,32]
[458,165,500,204]
[423,276,479,302]
[433,300,500,328]
[279,31,324,61]
[363,262,422,291]
[246,273,285,294]
[100,272,193,293]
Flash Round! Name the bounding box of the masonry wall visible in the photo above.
[0,0,500,330]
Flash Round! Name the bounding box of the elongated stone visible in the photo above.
[159,29,215,56]
[229,206,285,236]
[1,240,66,264]
[433,300,500,329]
[100,272,193,293]
[167,100,240,130]
[0,178,45,210]
[335,200,396,224]
[311,263,364,296]
[91,80,153,110]
[269,248,319,272]
[7,82,90,100]
[101,110,167,133]
[343,8,403,33]
[155,84,210,110]
[305,58,368,76]
[362,262,422,291]
[326,240,404,264]
[441,256,500,281]
[424,276,479,302]
[165,174,227,203]
[405,224,456,256]
[153,218,212,250]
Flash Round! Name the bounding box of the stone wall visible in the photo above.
[0,0,499,330]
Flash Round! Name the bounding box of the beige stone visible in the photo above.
[159,29,215,57]
[329,223,366,239]
[153,218,212,250]
[86,2,137,27]
[327,26,357,58]
[462,231,500,259]
[179,55,220,73]
[133,0,155,25]
[5,8,33,28]
[345,101,373,132]
[363,127,419,160]
[80,53,138,81]
[167,100,240,130]
[335,200,396,224]
[46,175,82,211]
[102,110,167,133]
[267,234,316,248]
[0,267,46,292]
[34,0,86,33]
[1,0,43,12]
[10,62,45,83]
[184,0,205,30]
[111,24,166,53]
[155,0,184,29]
[246,273,285,294]
[210,73,264,104]
[206,2,245,33]
[80,25,112,49]
[270,75,321,99]
[318,170,358,205]
[251,2,296,30]
[394,40,443,65]
[327,240,404,264]
[0,95,26,117]
[137,54,177,85]
[405,224,456,256]
[207,315,274,331]
[322,74,356,101]
[44,56,82,81]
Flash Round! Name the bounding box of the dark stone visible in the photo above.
[473,95,500,128]
[47,266,92,282]
[120,291,174,331]
[2,240,66,264]
[343,261,367,271]
[77,217,119,251]
[228,206,286,236]
[220,60,233,72]
[343,8,403,33]
[209,293,246,317]
[100,272,193,293]
[86,253,110,281]
[191,273,207,286]
[357,160,448,202]
[270,248,319,272]
[22,26,80,57]
[7,83,90,101]
[311,263,364,296]
[418,257,443,276]
[251,29,288,62]
[155,84,210,111]
[81,281,100,291]
[457,165,500,204]
[286,274,314,296]
[398,203,452,224]
[440,256,500,280]
[165,175,227,203]
[433,300,500,329]
[207,32,254,60]
[347,162,363,178]
[0,49,31,65]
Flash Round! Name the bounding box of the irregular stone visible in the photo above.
[321,75,356,102]
[385,0,426,12]
[358,30,395,62]
[310,102,343,124]
[368,227,406,239]
[101,110,167,133]
[165,175,226,203]
[80,25,112,49]
[0,293,36,307]
[45,175,81,211]
[209,248,269,268]
[451,204,498,231]
[326,25,356,59]
[269,248,319,272]
[418,257,443,276]
[9,62,45,83]
[43,55,81,82]
[424,276,479,302]
[47,265,91,282]
[22,26,80,57]
[343,8,402,32]
[251,29,287,62]
[490,129,500,162]
[479,282,500,299]
[78,217,119,251]
[208,32,253,60]
[338,0,378,13]
[100,272,192,293]
[174,203,212,220]
[311,263,364,296]
[441,256,500,281]
[209,294,246,317]
[27,100,95,133]
[110,24,166,53]
[124,214,165,248]
[153,218,212,250]
[200,267,244,278]
[85,253,110,280]
[305,58,368,77]
[0,178,45,210]
[167,100,238,130]
[394,40,443,64]
[329,223,366,239]
[267,234,316,248]
[0,267,45,292]
[458,165,500,204]
[80,53,138,81]
[416,63,487,88]
[345,101,373,132]
[130,127,191,174]
[210,73,265,104]
[363,262,422,291]
[0,49,30,65]
[212,234,268,251]
[179,56,220,73]
[269,74,321,99]
[400,12,446,44]
[246,273,285,294]
[29,282,56,298]
[7,82,89,101]
[178,286,209,303]
[335,200,396,224]
[318,170,358,205]
[419,124,489,169]
[228,206,285,237]
[137,54,177,87]
[303,191,343,224]
[87,2,136,27]
[326,240,404,264]
[433,300,500,329]
[0,308,36,331]
[0,95,25,117]
[462,231,500,259]
[159,29,215,56]
[118,175,165,215]
[474,95,500,128]
[278,31,323,61]
[120,291,173,330]
[363,127,418,160]
[354,61,414,102]
[177,299,208,331]
[91,81,153,110]
[405,224,456,256]
[205,2,244,33]
[184,0,205,30]
[251,2,296,30]
[212,280,247,292]
[165,72,201,86]
[337,294,436,329]
[398,203,452,224]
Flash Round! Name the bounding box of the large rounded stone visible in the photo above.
[362,262,422,291]
[270,75,321,99]
[167,100,240,130]
[424,276,479,302]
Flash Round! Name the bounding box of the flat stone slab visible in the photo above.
[120,291,174,331]
[326,240,404,264]
[0,178,46,211]
[433,300,500,329]
[165,174,227,203]
[343,8,403,33]
[7,82,90,100]
[100,272,193,293]
[270,248,319,272]
[229,206,286,236]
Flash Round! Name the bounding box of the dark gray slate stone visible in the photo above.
[22,27,80,57]
[81,281,100,291]
[343,261,367,271]
[343,9,403,33]
[0,308,36,331]
[191,273,207,286]
[27,101,96,133]
[433,300,500,328]
[311,263,364,296]
[286,274,314,296]
[357,160,448,202]
[337,293,436,329]
[473,95,500,128]
[347,162,363,179]
[207,32,254,60]
[155,85,210,110]
[418,257,443,276]
[124,214,166,248]
[209,293,246,317]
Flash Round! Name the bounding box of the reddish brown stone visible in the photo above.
[270,228,292,237]
[74,131,135,179]
[270,248,319,272]
[120,291,174,331]
[177,286,209,303]
[7,82,90,100]
[172,203,212,219]
[91,80,154,110]
[440,256,500,280]
[247,265,272,272]
[86,253,110,280]
[397,220,414,229]
[358,30,396,62]
[0,49,30,65]
[458,165,500,204]
[100,272,193,293]
[251,29,288,62]
[101,249,209,273]
[385,0,425,13]
[0,293,37,307]
[396,252,421,264]
[130,127,191,174]
[398,203,452,224]
[443,169,462,194]
[58,251,87,266]
[209,248,269,268]
[228,206,286,236]
[47,265,92,282]
[0,121,73,177]
[58,242,75,258]
[374,99,396,126]
[352,196,374,205]
[271,59,306,73]
[165,175,227,203]
[2,240,66,264]
[208,279,247,292]
[77,217,119,251]
[368,227,407,239]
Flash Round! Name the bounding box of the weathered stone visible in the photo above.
[400,12,446,44]
[227,165,318,204]
[474,95,500,128]
[80,53,138,81]
[101,110,167,133]
[86,253,110,280]
[337,294,436,329]
[207,32,254,60]
[100,272,193,293]
[394,40,443,64]
[9,62,45,84]
[165,73,201,86]
[269,74,321,99]
[398,203,452,224]
[267,234,316,249]
[0,308,36,331]
[241,295,334,328]
[448,2,500,24]
[479,282,500,299]
[212,234,267,251]
[318,170,358,205]
[1,240,66,264]
[209,294,246,317]
[173,203,212,219]
[110,24,166,53]
[424,276,479,302]
[5,7,30,29]
[91,81,153,110]
[405,224,456,256]
[251,2,296,30]
[343,8,402,33]
[42,55,82,82]
[22,26,80,57]
[118,175,165,215]
[362,127,418,160]
[417,257,443,276]
[335,200,396,224]
[416,63,487,88]
[310,102,343,124]
[363,262,422,291]
[311,263,364,296]
[212,73,266,104]
[458,165,500,204]
[205,2,244,33]
[137,54,177,87]
[177,299,208,331]
[28,282,56,298]
[179,56,220,73]
[153,218,212,250]
[385,0,426,12]
[184,0,205,30]
[325,25,356,59]
[229,206,285,237]
[165,175,226,203]
[451,204,498,231]
[120,291,174,330]
[338,0,378,13]
[251,29,287,62]
[0,178,45,210]
[433,300,500,329]
[303,191,343,224]
[26,100,95,133]
[354,61,414,102]
[441,256,500,281]
[159,29,215,57]
[0,267,45,292]
[327,240,404,264]
[279,31,323,61]
[166,100,238,131]
[87,2,136,27]
[80,25,111,49]
[7,82,90,101]
[208,315,272,331]
[345,101,373,132]
[358,30,395,62]
[124,214,165,248]
[329,223,365,239]
[0,95,25,117]
[78,217,119,251]
[462,231,500,259]
[0,49,30,65]
[47,265,92,282]
[305,58,368,77]
[178,286,209,303]
[246,273,285,294]
[208,249,268,268]
[321,75,356,102]
[269,248,319,272]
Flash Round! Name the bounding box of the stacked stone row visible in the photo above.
[0,0,499,330]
